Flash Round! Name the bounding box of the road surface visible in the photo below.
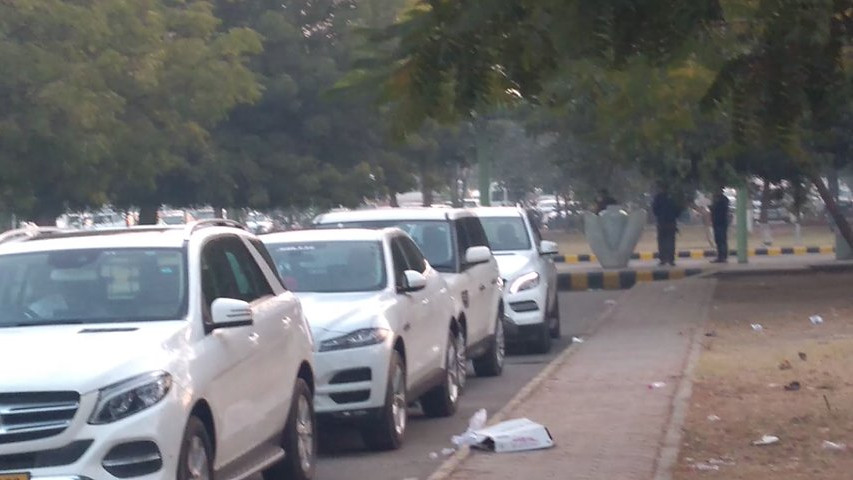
[311,290,615,480]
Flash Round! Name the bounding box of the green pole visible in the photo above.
[736,183,748,264]
[476,122,491,206]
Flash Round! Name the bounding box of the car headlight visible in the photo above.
[509,272,540,294]
[89,372,172,424]
[319,328,390,352]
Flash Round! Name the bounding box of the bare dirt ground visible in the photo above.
[673,272,853,479]
[543,224,834,255]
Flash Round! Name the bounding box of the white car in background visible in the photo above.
[313,208,505,380]
[473,207,559,353]
[262,228,461,451]
[0,221,317,480]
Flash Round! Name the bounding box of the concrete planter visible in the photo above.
[583,205,647,269]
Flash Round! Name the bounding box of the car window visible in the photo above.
[527,211,543,245]
[314,219,456,272]
[479,216,533,251]
[0,248,187,327]
[399,236,427,272]
[202,237,273,307]
[249,238,283,286]
[464,217,491,248]
[390,238,411,288]
[266,240,386,292]
[455,219,472,260]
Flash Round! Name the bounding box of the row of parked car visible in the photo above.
[0,206,559,480]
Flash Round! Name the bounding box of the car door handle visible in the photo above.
[248,332,260,344]
[421,298,430,305]
[479,284,486,292]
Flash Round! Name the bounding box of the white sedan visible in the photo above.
[473,207,560,353]
[262,228,463,451]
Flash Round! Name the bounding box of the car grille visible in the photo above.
[0,392,81,444]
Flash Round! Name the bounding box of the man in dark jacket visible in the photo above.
[652,185,682,266]
[710,188,731,263]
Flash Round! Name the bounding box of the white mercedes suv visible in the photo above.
[472,207,559,353]
[0,221,316,480]
[261,228,461,451]
[312,209,505,380]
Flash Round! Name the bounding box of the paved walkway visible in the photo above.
[446,278,716,480]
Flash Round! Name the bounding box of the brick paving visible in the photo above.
[448,278,716,480]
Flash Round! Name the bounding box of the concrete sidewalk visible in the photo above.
[443,278,716,480]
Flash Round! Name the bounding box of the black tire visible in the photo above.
[177,416,214,480]
[549,296,562,339]
[420,330,461,418]
[530,321,551,354]
[473,312,505,377]
[263,378,315,480]
[361,352,406,451]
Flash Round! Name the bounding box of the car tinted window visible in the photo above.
[390,238,410,288]
[455,219,472,259]
[399,236,427,272]
[266,240,386,292]
[315,220,456,272]
[0,248,187,327]
[202,237,272,306]
[479,216,532,251]
[464,217,490,248]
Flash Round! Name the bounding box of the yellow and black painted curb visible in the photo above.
[557,268,705,291]
[555,245,834,264]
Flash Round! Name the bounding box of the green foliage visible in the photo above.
[0,0,261,219]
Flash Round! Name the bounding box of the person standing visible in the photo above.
[652,184,682,266]
[710,187,731,263]
[594,189,618,214]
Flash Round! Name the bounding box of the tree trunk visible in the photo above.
[138,205,159,225]
[812,173,853,249]
[389,193,399,208]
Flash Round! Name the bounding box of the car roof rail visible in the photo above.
[185,219,248,237]
[0,226,67,244]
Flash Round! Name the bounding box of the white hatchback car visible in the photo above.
[313,209,505,380]
[0,222,316,480]
[261,228,461,451]
[472,207,560,353]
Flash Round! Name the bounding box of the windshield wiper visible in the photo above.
[2,319,86,328]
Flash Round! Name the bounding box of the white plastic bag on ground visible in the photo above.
[752,435,780,446]
[469,418,555,453]
[810,315,824,325]
[451,409,488,447]
[822,441,847,451]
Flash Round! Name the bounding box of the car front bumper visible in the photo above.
[313,340,392,420]
[0,388,187,480]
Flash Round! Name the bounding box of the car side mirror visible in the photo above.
[464,246,492,265]
[539,240,559,256]
[210,298,253,329]
[399,270,427,293]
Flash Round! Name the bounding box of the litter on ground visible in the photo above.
[810,315,824,325]
[648,382,667,389]
[571,336,584,343]
[707,414,721,422]
[752,435,780,446]
[822,441,847,451]
[751,324,764,332]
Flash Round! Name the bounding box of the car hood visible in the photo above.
[0,321,189,393]
[296,291,392,341]
[493,252,536,279]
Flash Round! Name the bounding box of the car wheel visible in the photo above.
[530,321,552,354]
[473,312,505,377]
[263,378,315,480]
[177,417,214,480]
[362,351,407,451]
[420,329,461,418]
[549,297,561,339]
[456,329,468,391]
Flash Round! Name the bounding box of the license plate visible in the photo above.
[0,474,30,480]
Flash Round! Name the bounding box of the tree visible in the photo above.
[0,0,262,224]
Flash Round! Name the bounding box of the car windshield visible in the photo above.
[0,248,187,328]
[314,220,456,272]
[266,241,386,293]
[479,217,531,252]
